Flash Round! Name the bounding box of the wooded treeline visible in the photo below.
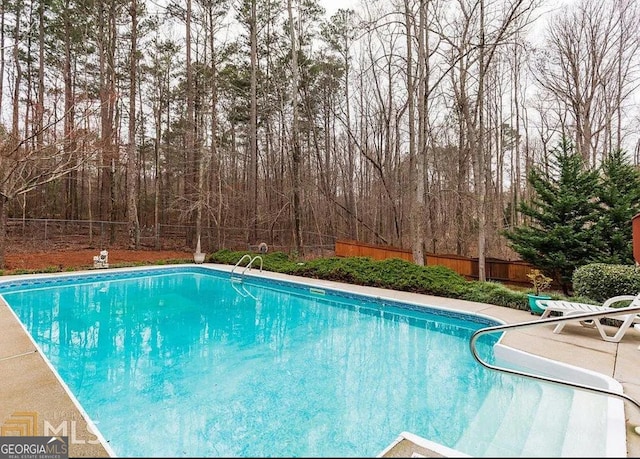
[0,0,639,273]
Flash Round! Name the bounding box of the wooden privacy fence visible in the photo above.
[335,239,414,262]
[334,239,536,287]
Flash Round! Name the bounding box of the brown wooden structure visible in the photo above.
[335,239,536,287]
[633,213,640,265]
[334,240,414,262]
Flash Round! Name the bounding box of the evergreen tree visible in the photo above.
[596,149,640,264]
[503,139,601,294]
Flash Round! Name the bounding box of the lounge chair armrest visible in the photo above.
[535,299,550,309]
[602,295,637,308]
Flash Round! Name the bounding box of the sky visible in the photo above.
[319,0,360,16]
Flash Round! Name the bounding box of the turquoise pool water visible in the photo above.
[0,266,610,457]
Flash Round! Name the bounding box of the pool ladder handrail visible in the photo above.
[230,254,263,279]
[242,255,263,275]
[470,305,640,433]
[231,254,252,276]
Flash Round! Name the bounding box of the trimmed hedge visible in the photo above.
[458,281,531,310]
[209,250,533,310]
[295,256,470,297]
[572,263,640,303]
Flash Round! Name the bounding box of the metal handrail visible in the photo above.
[231,254,253,276]
[470,305,640,426]
[228,255,262,300]
[230,254,264,283]
[241,255,263,275]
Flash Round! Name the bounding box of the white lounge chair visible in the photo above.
[536,294,640,343]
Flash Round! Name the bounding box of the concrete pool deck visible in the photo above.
[0,264,639,457]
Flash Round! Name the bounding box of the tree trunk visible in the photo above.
[0,0,5,117]
[127,0,140,249]
[476,0,487,282]
[208,5,220,250]
[185,0,196,248]
[0,195,7,268]
[248,0,258,245]
[63,0,77,221]
[11,1,21,137]
[37,0,44,149]
[98,0,117,243]
[287,0,304,256]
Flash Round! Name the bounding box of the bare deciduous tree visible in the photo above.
[0,119,97,266]
[533,0,640,167]
[127,0,140,249]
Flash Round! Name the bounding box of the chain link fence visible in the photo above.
[5,218,337,258]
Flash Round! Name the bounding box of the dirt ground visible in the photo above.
[4,249,194,273]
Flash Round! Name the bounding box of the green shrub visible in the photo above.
[572,263,640,302]
[293,256,470,297]
[293,256,375,283]
[208,249,240,265]
[461,281,530,310]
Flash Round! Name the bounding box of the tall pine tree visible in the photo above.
[504,139,601,294]
[596,149,640,264]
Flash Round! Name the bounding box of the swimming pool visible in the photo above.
[0,265,624,457]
